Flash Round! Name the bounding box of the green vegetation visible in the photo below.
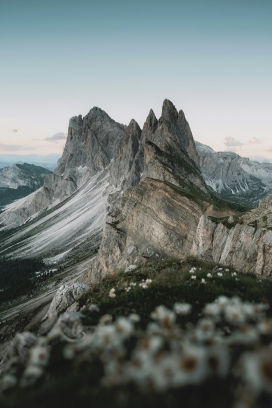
[2,257,272,408]
[208,215,244,230]
[0,186,35,208]
[16,163,51,176]
[0,257,47,303]
[78,257,272,327]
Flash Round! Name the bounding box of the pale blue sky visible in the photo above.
[0,0,271,158]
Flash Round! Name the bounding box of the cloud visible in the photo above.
[267,148,272,152]
[248,137,262,144]
[224,137,244,147]
[12,129,18,132]
[0,143,34,151]
[44,132,67,141]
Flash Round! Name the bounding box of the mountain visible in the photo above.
[0,154,61,171]
[195,142,272,207]
[0,100,216,266]
[1,100,272,281]
[0,107,126,262]
[1,99,272,364]
[0,164,51,209]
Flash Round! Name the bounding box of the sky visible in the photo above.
[0,0,271,159]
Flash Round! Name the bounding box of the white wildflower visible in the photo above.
[20,365,44,387]
[0,374,17,391]
[28,344,50,367]
[224,304,245,326]
[129,314,141,323]
[217,273,223,277]
[205,346,230,377]
[217,296,229,308]
[257,318,272,336]
[151,306,176,328]
[241,350,272,394]
[201,279,206,284]
[109,288,116,298]
[203,303,221,318]
[207,273,212,278]
[100,314,112,325]
[115,317,134,338]
[191,275,196,280]
[174,303,192,315]
[175,346,207,386]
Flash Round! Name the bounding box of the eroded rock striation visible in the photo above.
[191,207,272,276]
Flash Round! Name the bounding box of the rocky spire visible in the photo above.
[109,118,143,191]
[161,99,178,122]
[143,109,158,133]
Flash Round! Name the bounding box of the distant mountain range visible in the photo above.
[0,154,61,171]
[195,142,272,208]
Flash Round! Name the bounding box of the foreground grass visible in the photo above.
[1,257,272,408]
[79,257,272,327]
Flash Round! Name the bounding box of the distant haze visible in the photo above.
[0,0,271,159]
[0,154,61,171]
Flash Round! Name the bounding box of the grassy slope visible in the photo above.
[78,257,272,327]
[2,257,272,408]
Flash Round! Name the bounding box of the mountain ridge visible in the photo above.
[196,141,272,207]
[0,100,271,282]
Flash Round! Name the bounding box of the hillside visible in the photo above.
[0,164,51,209]
[1,258,272,408]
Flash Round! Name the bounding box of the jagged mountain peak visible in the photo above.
[85,106,116,123]
[161,99,179,122]
[143,109,158,133]
[127,119,141,134]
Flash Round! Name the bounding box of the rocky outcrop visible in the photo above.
[241,195,272,228]
[191,213,272,276]
[46,283,89,316]
[196,142,272,207]
[109,119,143,191]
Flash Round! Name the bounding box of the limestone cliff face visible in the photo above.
[191,206,272,276]
[90,179,206,281]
